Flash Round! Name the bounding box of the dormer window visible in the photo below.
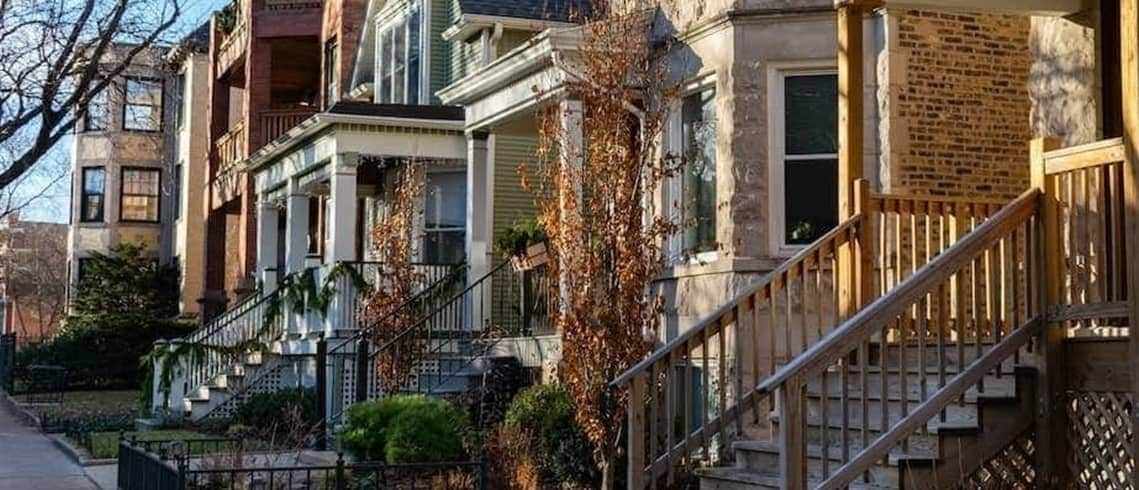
[375,2,422,104]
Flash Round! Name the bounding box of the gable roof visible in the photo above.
[457,0,592,22]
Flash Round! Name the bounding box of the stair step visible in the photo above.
[697,466,895,490]
[734,440,937,483]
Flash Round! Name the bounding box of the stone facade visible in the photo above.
[1029,15,1101,146]
[168,45,211,317]
[67,45,171,295]
[877,9,1032,200]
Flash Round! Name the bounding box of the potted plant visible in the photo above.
[495,219,548,271]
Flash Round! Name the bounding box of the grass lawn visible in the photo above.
[78,430,221,460]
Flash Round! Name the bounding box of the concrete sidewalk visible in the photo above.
[0,398,98,490]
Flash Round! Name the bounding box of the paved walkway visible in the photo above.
[0,400,98,490]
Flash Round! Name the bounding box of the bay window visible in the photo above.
[681,88,717,254]
[123,77,163,131]
[120,168,161,222]
[80,167,106,223]
[375,3,422,104]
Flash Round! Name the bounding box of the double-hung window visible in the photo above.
[771,69,838,249]
[123,77,163,131]
[84,89,109,131]
[80,167,106,222]
[375,3,422,104]
[681,88,717,254]
[421,171,466,264]
[120,168,161,222]
[667,86,718,260]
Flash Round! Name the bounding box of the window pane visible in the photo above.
[784,158,837,245]
[407,9,421,104]
[121,168,160,221]
[784,75,837,155]
[682,89,716,253]
[379,29,392,103]
[422,230,465,264]
[81,168,105,222]
[124,78,162,131]
[392,23,406,103]
[424,172,466,229]
[85,90,108,131]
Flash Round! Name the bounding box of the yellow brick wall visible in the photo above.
[883,10,1032,200]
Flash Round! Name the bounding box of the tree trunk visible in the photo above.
[600,458,616,489]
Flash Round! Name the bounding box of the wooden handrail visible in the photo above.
[1044,137,1125,174]
[756,188,1040,396]
[816,316,1044,490]
[611,214,864,387]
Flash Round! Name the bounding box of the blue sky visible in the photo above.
[20,0,229,224]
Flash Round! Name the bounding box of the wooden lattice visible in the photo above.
[1066,391,1135,489]
[960,428,1036,489]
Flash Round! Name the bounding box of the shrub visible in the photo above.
[503,384,598,487]
[235,388,318,442]
[339,395,470,463]
[485,423,541,490]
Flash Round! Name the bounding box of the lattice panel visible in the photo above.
[204,360,289,419]
[1066,391,1134,489]
[960,429,1036,489]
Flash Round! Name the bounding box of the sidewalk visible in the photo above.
[0,398,98,490]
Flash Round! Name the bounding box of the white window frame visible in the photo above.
[767,62,838,256]
[373,0,428,105]
[418,166,467,264]
[664,74,719,265]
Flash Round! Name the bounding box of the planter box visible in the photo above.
[510,242,548,271]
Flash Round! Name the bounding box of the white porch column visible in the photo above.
[558,99,584,321]
[284,178,310,337]
[325,153,359,337]
[257,199,280,292]
[285,179,310,275]
[327,153,359,264]
[466,133,492,279]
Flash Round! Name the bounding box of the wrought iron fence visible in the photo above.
[0,333,14,392]
[118,436,486,490]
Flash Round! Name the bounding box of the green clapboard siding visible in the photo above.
[429,0,452,101]
[493,134,541,240]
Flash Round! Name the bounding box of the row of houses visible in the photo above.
[64,0,1138,486]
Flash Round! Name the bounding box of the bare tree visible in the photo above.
[0,0,182,192]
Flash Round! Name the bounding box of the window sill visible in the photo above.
[656,256,789,281]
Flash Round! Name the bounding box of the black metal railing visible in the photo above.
[118,435,486,490]
[323,260,553,433]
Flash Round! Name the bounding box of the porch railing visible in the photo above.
[325,259,552,428]
[259,108,317,146]
[214,120,246,173]
[756,188,1041,488]
[181,290,283,399]
[613,182,1018,487]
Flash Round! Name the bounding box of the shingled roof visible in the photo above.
[456,0,592,23]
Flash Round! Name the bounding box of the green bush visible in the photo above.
[493,219,547,258]
[235,388,318,439]
[339,395,470,463]
[504,384,598,487]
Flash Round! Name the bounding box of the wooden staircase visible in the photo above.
[699,359,1037,488]
[614,137,1130,489]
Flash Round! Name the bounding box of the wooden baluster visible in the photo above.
[937,283,949,422]
[816,249,825,345]
[841,352,850,465]
[700,330,710,458]
[799,262,808,353]
[767,285,776,374]
[684,339,694,452]
[899,315,909,452]
[717,322,728,460]
[859,337,869,468]
[666,350,677,485]
[648,360,659,482]
[778,377,806,489]
[629,374,646,489]
[821,368,830,478]
[751,294,764,426]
